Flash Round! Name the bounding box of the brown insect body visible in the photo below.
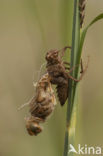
[45,47,86,106]
[20,46,88,136]
[26,73,56,136]
[46,48,69,106]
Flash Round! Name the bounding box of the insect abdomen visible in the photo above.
[56,84,68,106]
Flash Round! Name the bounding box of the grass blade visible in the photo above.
[64,0,80,155]
[79,13,103,58]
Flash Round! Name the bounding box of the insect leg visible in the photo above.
[60,46,71,57]
[18,95,35,111]
[63,61,70,70]
[67,64,80,73]
[67,57,89,82]
[65,67,70,70]
[68,74,80,82]
[63,61,70,66]
[66,58,85,73]
[18,102,30,111]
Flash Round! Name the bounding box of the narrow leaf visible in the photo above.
[79,13,103,58]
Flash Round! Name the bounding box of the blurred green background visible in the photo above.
[0,0,103,156]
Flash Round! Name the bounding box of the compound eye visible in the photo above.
[26,122,42,136]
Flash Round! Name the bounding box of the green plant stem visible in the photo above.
[63,0,80,155]
[63,1,103,155]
